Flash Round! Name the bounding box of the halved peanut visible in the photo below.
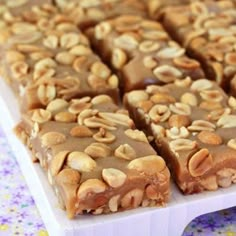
[227,138,236,150]
[95,22,112,39]
[168,114,191,128]
[91,61,111,80]
[200,90,223,103]
[190,79,213,91]
[114,34,139,50]
[169,103,191,116]
[126,90,149,107]
[98,112,134,128]
[56,168,81,185]
[114,144,136,160]
[166,127,189,140]
[112,48,127,69]
[153,65,182,83]
[180,93,198,106]
[37,84,56,106]
[43,35,58,49]
[60,32,80,49]
[55,51,75,65]
[55,112,76,123]
[127,155,166,174]
[139,40,160,53]
[149,104,171,123]
[70,125,93,137]
[41,132,66,148]
[121,189,144,209]
[91,95,112,105]
[93,128,116,143]
[10,61,29,79]
[188,149,213,177]
[6,50,25,63]
[143,56,158,69]
[169,139,197,152]
[84,116,116,130]
[84,142,111,159]
[156,47,185,59]
[188,120,216,132]
[197,131,222,145]
[77,179,106,199]
[108,195,120,212]
[217,115,236,128]
[69,102,92,115]
[102,168,127,188]
[46,99,69,113]
[67,151,96,172]
[50,150,69,176]
[173,57,200,69]
[31,109,52,123]
[150,93,175,104]
[124,129,148,143]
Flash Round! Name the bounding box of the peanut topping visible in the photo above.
[56,168,81,185]
[153,65,182,83]
[139,40,160,53]
[111,48,127,69]
[46,99,69,113]
[188,120,216,132]
[41,132,66,148]
[126,90,148,107]
[31,109,52,123]
[114,34,139,50]
[50,151,69,176]
[108,195,120,212]
[188,149,213,177]
[180,93,198,106]
[197,131,222,145]
[67,151,96,172]
[166,127,189,140]
[170,139,197,152]
[190,79,213,91]
[227,139,236,150]
[124,129,148,143]
[149,104,171,123]
[121,189,143,209]
[102,168,127,188]
[91,61,111,80]
[217,115,236,128]
[114,144,136,160]
[70,125,93,137]
[55,112,76,123]
[168,114,191,128]
[84,142,111,159]
[127,155,166,174]
[99,112,134,128]
[93,128,116,143]
[157,47,185,59]
[169,103,191,116]
[77,179,106,200]
[95,22,112,40]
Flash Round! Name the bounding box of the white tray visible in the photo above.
[0,78,235,236]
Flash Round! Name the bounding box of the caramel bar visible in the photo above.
[124,78,236,194]
[2,20,119,110]
[86,15,204,92]
[55,0,148,29]
[15,95,170,218]
[162,1,236,90]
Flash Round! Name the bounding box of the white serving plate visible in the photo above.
[0,78,235,236]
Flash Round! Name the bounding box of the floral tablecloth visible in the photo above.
[0,125,235,236]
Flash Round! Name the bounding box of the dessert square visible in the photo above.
[124,78,236,194]
[15,94,170,218]
[87,15,204,92]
